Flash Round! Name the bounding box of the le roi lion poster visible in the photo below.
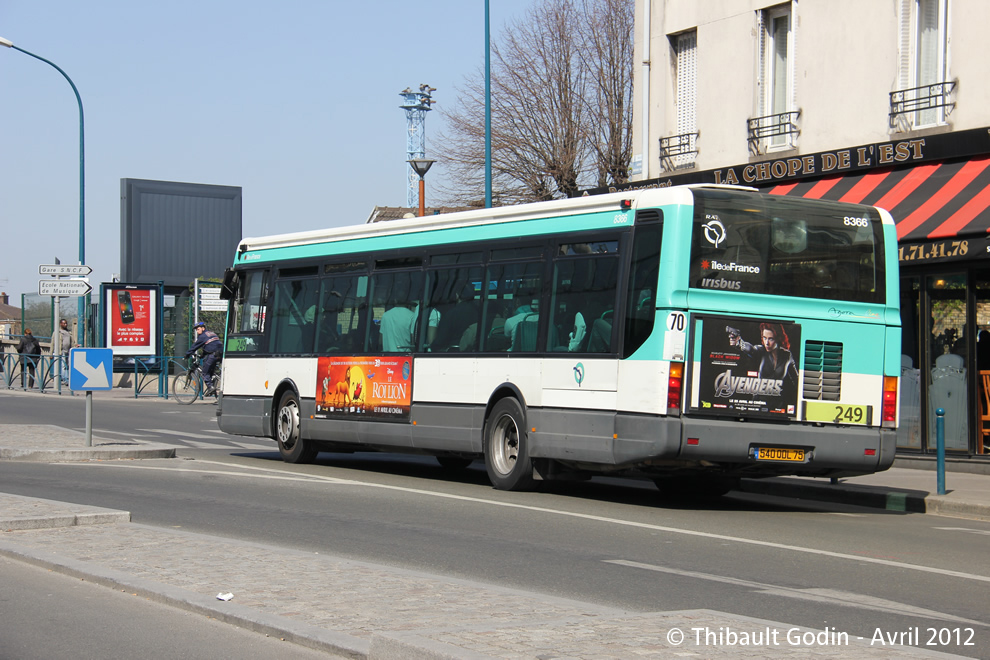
[314,356,413,421]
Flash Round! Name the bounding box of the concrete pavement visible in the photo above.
[1,390,987,658]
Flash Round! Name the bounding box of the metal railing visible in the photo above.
[1,351,198,400]
[659,132,699,171]
[889,80,956,127]
[747,110,800,152]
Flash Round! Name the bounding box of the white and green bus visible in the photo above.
[217,185,900,493]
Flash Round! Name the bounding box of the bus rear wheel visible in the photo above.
[276,391,317,464]
[484,398,536,491]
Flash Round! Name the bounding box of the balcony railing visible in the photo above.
[889,80,956,128]
[747,111,800,153]
[659,132,699,170]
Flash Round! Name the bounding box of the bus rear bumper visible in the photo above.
[613,413,896,477]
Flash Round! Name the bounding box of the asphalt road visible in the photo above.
[2,393,989,657]
[0,556,347,660]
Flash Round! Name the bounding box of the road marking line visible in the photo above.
[66,460,990,584]
[136,428,225,440]
[79,428,155,438]
[604,560,988,625]
[933,526,990,536]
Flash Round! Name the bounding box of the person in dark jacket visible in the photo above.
[17,328,41,389]
[185,321,222,394]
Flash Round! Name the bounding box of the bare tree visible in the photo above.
[434,0,633,206]
[578,0,635,188]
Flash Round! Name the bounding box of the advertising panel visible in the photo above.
[104,285,159,356]
[315,355,413,421]
[691,315,801,419]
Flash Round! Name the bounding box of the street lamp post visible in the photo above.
[484,0,493,208]
[0,36,86,345]
[408,158,436,217]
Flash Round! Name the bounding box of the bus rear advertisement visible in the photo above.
[216,185,900,494]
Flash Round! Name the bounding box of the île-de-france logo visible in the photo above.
[703,217,726,248]
[573,362,585,387]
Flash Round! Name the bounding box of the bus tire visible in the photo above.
[275,391,317,464]
[484,398,536,491]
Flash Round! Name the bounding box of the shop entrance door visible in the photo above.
[926,274,969,451]
[973,272,990,454]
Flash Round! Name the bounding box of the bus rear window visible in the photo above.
[690,189,885,303]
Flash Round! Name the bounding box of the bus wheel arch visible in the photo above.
[272,381,317,464]
[483,388,536,491]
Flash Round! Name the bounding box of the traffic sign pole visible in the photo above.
[85,391,93,446]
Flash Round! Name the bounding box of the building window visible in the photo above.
[891,0,953,131]
[751,4,797,153]
[662,30,698,171]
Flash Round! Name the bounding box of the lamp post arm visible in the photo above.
[7,44,86,266]
[2,37,87,345]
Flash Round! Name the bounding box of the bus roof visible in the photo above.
[237,186,704,254]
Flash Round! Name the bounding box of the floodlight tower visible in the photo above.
[399,84,436,208]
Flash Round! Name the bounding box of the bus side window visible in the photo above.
[426,267,482,352]
[226,269,268,353]
[374,271,425,352]
[623,223,662,358]
[317,274,367,354]
[270,278,320,355]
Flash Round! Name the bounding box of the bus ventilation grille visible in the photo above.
[635,209,662,223]
[803,340,842,401]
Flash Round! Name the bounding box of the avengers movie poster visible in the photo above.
[692,316,801,418]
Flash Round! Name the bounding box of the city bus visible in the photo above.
[216,185,900,494]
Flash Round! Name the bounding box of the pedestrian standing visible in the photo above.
[58,319,73,385]
[17,329,41,389]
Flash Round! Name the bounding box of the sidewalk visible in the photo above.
[0,418,985,658]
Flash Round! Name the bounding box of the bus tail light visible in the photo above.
[882,376,898,428]
[667,362,684,413]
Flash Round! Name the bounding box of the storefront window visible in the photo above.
[927,274,968,450]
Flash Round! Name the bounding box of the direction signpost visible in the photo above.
[40,262,93,387]
[39,279,92,297]
[198,287,227,312]
[39,264,92,277]
[70,348,113,447]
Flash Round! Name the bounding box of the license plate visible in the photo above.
[754,447,806,462]
[805,401,870,426]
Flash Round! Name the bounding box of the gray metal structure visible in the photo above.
[399,85,435,208]
[120,179,242,288]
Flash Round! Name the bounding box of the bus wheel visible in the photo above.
[276,391,317,464]
[484,398,536,491]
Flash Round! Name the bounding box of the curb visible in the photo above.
[0,446,176,462]
[738,477,990,521]
[0,538,370,659]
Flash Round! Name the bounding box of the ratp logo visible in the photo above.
[573,362,585,387]
[703,217,727,248]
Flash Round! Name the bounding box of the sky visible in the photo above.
[0,0,534,307]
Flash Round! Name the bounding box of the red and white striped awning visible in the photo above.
[766,156,990,243]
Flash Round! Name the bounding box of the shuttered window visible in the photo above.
[674,30,697,168]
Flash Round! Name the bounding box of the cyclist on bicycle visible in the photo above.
[186,321,222,395]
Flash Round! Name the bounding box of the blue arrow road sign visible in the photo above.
[70,348,114,391]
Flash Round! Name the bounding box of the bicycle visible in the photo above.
[172,355,222,404]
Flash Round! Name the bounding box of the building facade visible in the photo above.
[603,0,990,459]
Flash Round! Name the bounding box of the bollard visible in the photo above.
[935,407,945,496]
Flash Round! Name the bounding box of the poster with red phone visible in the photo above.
[105,286,158,356]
